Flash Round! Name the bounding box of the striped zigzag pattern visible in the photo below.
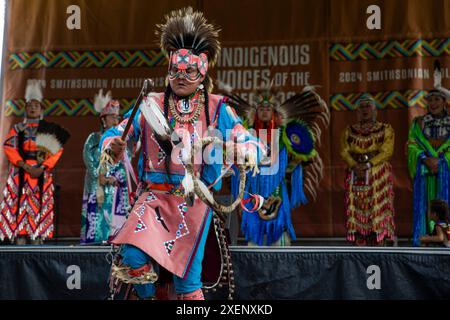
[9,50,167,70]
[5,91,429,116]
[330,39,450,61]
[331,90,428,111]
[8,39,449,68]
[4,98,136,116]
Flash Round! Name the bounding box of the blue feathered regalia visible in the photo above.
[225,86,330,245]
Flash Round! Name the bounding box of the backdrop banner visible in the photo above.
[0,0,449,238]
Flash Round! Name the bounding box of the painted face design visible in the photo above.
[168,49,208,82]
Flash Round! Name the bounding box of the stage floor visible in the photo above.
[0,236,412,246]
[0,245,449,300]
[0,244,448,252]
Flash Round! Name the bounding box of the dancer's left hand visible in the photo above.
[107,176,119,186]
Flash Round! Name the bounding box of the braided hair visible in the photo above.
[202,76,211,127]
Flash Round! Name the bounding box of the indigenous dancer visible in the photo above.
[408,63,450,246]
[0,80,69,244]
[104,7,263,300]
[340,94,395,246]
[225,86,329,246]
[419,199,450,247]
[80,90,133,244]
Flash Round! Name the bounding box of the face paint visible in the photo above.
[168,49,208,82]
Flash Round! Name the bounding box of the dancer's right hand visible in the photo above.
[99,174,108,186]
[110,137,126,161]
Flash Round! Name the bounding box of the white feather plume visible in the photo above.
[434,68,450,99]
[36,133,62,155]
[94,89,112,114]
[434,68,442,89]
[140,94,171,138]
[25,80,43,102]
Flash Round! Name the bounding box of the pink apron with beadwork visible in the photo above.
[112,190,210,278]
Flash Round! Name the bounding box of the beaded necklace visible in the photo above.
[169,90,205,124]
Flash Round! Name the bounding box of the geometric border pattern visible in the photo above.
[9,39,450,69]
[330,38,450,61]
[330,90,429,111]
[3,98,135,116]
[4,91,431,115]
[9,50,167,70]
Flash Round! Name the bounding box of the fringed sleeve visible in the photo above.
[217,103,266,164]
[370,124,395,167]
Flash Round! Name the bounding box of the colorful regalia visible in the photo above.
[104,7,263,300]
[436,221,450,247]
[225,86,330,246]
[0,81,69,241]
[408,65,450,246]
[340,96,395,245]
[80,90,133,244]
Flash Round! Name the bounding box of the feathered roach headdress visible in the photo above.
[254,86,284,125]
[156,7,221,66]
[36,120,70,163]
[156,7,221,91]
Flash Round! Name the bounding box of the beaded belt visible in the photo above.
[146,182,184,196]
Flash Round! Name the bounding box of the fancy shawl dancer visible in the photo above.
[223,85,329,246]
[340,94,395,246]
[407,61,450,246]
[80,90,134,244]
[0,80,70,244]
[103,7,263,300]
